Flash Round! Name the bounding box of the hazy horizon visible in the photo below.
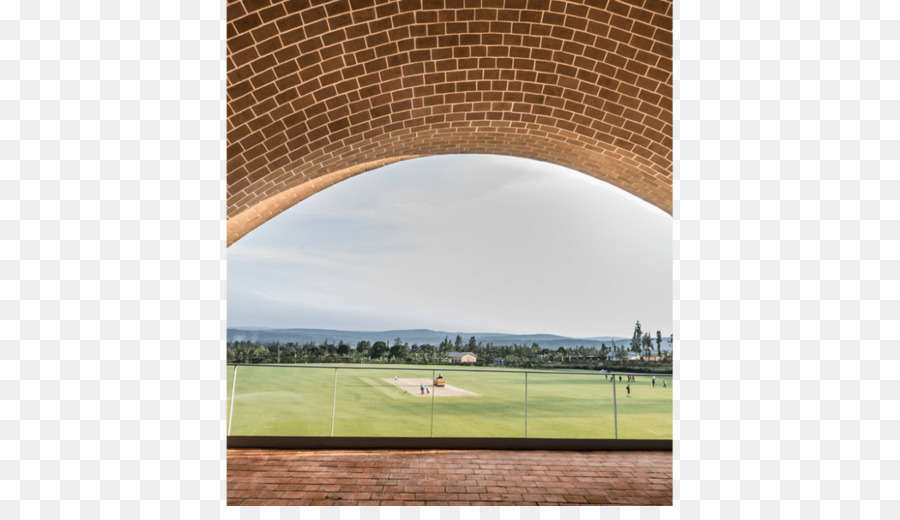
[226,324,631,340]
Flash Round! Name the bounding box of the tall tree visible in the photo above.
[468,336,477,350]
[656,330,663,357]
[631,320,643,353]
[455,335,463,349]
[642,332,652,357]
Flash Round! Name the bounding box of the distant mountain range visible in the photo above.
[227,327,672,351]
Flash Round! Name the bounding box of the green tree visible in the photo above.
[389,343,407,360]
[467,336,477,350]
[356,341,370,359]
[656,330,663,357]
[642,332,652,357]
[455,335,463,349]
[421,343,434,363]
[371,341,388,359]
[631,321,642,353]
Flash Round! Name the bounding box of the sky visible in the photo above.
[227,154,672,339]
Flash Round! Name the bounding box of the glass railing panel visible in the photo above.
[332,366,434,437]
[525,371,614,439]
[228,365,334,436]
[431,368,526,437]
[614,374,673,439]
[227,364,235,435]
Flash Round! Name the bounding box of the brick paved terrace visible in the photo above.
[227,449,672,506]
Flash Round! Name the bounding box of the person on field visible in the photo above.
[420,381,425,395]
[652,376,656,387]
[663,379,667,389]
[619,375,622,382]
[626,384,631,397]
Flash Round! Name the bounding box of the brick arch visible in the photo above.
[227,0,672,246]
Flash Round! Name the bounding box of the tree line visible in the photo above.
[227,325,672,369]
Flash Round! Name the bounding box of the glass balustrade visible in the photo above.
[226,364,672,440]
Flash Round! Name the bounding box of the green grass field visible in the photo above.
[226,364,671,439]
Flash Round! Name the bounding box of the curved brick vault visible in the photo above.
[227,0,672,246]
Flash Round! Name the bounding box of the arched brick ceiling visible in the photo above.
[227,0,672,245]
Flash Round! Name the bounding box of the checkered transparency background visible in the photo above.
[2,0,898,518]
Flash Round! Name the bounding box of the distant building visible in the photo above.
[564,355,599,363]
[448,352,477,363]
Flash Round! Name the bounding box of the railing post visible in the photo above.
[228,365,238,436]
[430,369,435,437]
[524,372,528,438]
[331,367,338,437]
[612,373,618,440]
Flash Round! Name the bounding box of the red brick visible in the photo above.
[226,0,673,243]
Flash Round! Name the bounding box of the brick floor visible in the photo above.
[227,449,672,506]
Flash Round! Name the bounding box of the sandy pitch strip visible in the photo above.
[382,378,480,397]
